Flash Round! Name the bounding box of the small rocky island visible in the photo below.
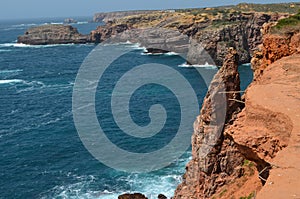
[17,24,90,45]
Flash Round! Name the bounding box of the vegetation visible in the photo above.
[219,189,228,197]
[236,3,300,13]
[239,192,255,199]
[272,10,300,33]
[243,159,254,167]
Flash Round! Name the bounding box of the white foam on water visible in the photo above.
[0,79,24,84]
[11,23,37,27]
[178,62,218,69]
[240,63,251,67]
[0,69,23,74]
[77,21,89,24]
[0,43,79,48]
[46,152,191,199]
[141,51,179,56]
[165,52,179,56]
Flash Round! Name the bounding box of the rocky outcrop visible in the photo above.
[118,193,148,199]
[64,18,77,24]
[17,25,90,45]
[174,47,246,198]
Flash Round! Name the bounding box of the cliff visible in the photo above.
[174,16,300,199]
[90,5,291,65]
[93,10,159,23]
[17,25,90,45]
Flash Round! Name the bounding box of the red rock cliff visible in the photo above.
[174,23,300,199]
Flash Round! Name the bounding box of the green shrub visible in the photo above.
[273,11,300,30]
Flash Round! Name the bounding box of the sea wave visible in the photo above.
[142,51,179,56]
[0,49,12,52]
[0,79,45,89]
[0,43,79,48]
[0,69,23,74]
[240,63,251,67]
[178,62,218,69]
[0,79,24,84]
[46,173,183,199]
[11,23,37,27]
[43,151,190,199]
[77,21,89,24]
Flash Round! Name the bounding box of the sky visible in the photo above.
[0,0,298,20]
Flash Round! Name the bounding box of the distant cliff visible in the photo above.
[93,10,159,23]
[89,5,292,65]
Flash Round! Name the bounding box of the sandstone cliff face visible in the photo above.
[251,27,300,79]
[174,48,249,199]
[174,22,300,199]
[17,25,90,45]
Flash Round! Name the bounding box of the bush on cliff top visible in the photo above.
[272,11,300,33]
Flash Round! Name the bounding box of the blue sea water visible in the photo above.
[0,17,253,199]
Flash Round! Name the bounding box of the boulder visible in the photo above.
[118,193,148,199]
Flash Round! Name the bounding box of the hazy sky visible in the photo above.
[0,0,298,20]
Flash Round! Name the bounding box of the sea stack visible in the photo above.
[174,47,244,198]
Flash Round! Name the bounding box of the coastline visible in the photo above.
[1,3,300,199]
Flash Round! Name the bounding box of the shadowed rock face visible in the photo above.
[90,12,284,66]
[17,25,90,45]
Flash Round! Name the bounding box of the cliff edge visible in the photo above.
[174,16,300,199]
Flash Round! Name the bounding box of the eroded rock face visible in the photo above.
[174,48,245,199]
[188,13,283,66]
[17,25,90,45]
[251,30,300,80]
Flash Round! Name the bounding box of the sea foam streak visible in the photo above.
[0,69,23,74]
[141,51,179,56]
[178,62,218,69]
[0,79,24,84]
[0,43,79,48]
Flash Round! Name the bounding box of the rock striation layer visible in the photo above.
[17,25,90,45]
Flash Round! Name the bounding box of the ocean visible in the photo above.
[0,17,253,199]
